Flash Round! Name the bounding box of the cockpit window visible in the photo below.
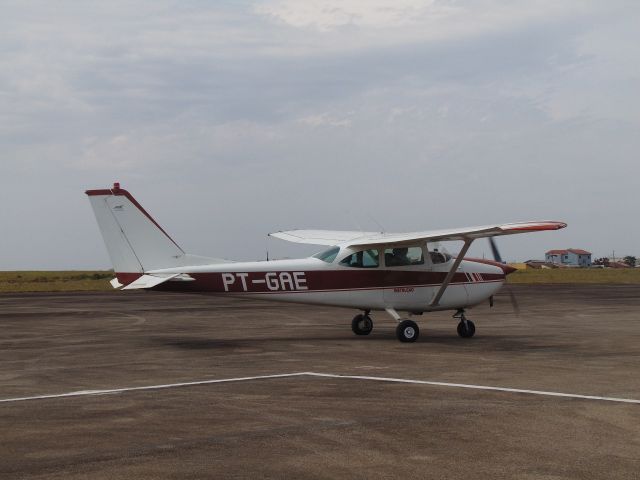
[339,249,379,268]
[313,246,340,263]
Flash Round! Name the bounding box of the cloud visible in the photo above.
[252,0,594,54]
[254,0,460,31]
[298,112,353,127]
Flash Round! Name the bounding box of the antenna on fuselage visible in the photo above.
[366,213,386,234]
[265,234,270,261]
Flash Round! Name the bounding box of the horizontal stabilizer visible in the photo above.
[122,274,181,290]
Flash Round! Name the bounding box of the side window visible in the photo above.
[340,249,379,268]
[385,247,424,267]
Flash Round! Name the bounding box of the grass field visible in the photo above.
[506,267,640,284]
[1,268,640,292]
[0,271,113,292]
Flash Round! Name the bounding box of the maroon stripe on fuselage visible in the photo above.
[115,270,505,293]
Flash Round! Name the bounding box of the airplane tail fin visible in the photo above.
[86,183,221,286]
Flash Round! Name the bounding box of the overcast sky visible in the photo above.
[1,0,639,269]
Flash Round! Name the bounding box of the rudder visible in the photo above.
[86,183,186,283]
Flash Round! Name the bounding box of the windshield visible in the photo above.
[313,246,340,263]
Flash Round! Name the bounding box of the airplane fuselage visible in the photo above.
[144,256,505,313]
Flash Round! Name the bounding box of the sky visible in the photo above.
[1,0,639,269]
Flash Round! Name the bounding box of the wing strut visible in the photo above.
[429,238,473,307]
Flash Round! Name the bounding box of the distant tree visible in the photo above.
[623,256,636,267]
[593,257,610,266]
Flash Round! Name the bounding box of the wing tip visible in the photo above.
[502,221,567,232]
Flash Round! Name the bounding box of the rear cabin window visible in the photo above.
[313,246,340,263]
[429,251,450,264]
[339,249,379,268]
[384,247,424,267]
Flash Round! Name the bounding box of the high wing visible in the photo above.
[268,230,381,245]
[269,221,567,247]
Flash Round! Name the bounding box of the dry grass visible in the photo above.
[507,268,640,284]
[0,271,114,292]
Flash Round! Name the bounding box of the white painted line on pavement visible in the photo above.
[1,371,639,405]
[307,372,640,404]
[0,372,308,404]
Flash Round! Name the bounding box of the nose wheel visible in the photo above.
[454,310,475,338]
[352,313,374,335]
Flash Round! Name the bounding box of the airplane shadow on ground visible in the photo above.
[153,335,360,351]
[151,333,583,357]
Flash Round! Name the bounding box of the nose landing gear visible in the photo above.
[454,309,475,338]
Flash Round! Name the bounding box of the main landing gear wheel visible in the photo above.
[396,319,419,343]
[457,319,476,338]
[352,314,373,336]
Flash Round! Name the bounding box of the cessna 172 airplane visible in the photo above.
[87,183,566,343]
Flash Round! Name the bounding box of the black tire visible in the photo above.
[457,319,476,338]
[396,319,419,343]
[351,314,373,336]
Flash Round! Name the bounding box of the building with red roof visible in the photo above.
[545,249,592,267]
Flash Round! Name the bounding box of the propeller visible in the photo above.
[488,237,520,316]
[488,237,503,264]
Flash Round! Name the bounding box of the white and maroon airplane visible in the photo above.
[87,183,566,343]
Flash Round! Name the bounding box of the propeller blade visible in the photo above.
[489,237,521,317]
[488,236,503,263]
